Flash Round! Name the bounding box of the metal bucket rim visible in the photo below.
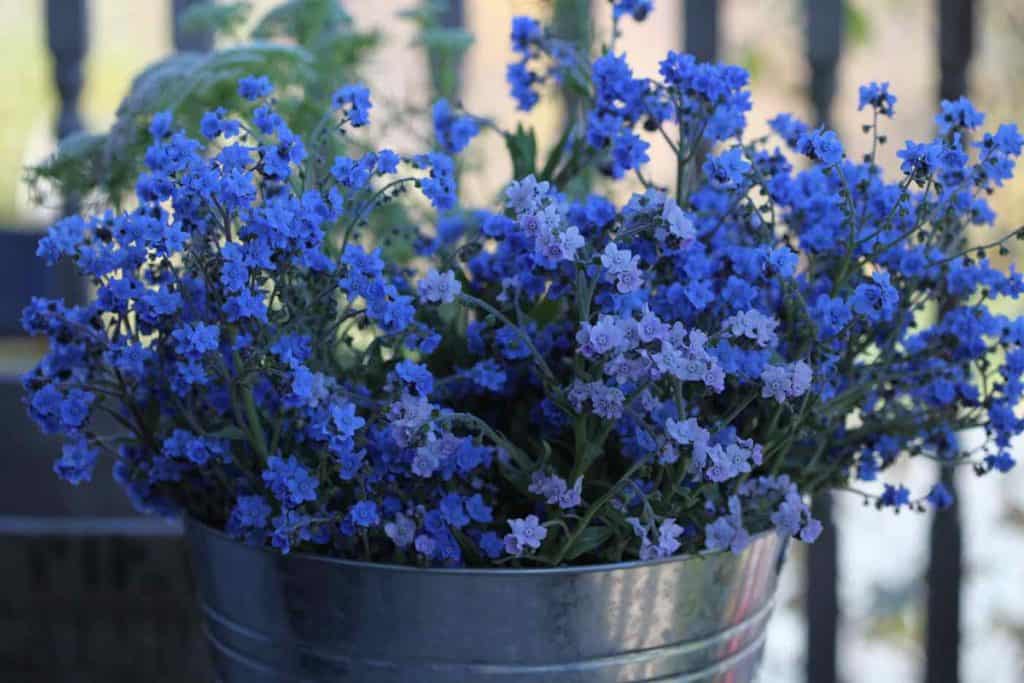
[185,515,780,577]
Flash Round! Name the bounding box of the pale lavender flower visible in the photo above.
[418,268,462,304]
[665,417,710,448]
[505,514,548,552]
[384,512,417,548]
[723,309,779,348]
[661,196,696,243]
[788,361,813,397]
[589,383,625,420]
[505,174,549,214]
[760,364,790,402]
[704,496,751,553]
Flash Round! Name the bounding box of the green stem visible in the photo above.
[551,457,649,566]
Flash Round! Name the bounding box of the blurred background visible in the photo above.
[0,1,1021,681]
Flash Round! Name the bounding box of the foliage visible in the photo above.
[26,0,378,210]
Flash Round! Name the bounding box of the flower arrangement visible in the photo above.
[23,2,1024,567]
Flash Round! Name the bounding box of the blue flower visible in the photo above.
[507,60,540,111]
[384,513,416,548]
[704,496,750,553]
[412,153,458,210]
[395,360,434,396]
[504,514,547,554]
[703,147,750,189]
[238,75,273,101]
[262,455,319,507]
[610,131,650,177]
[462,359,507,392]
[331,152,377,189]
[926,482,954,509]
[613,0,653,21]
[149,110,174,139]
[418,268,462,304]
[432,99,479,154]
[53,439,98,485]
[769,113,810,147]
[799,129,844,166]
[858,81,896,116]
[897,140,942,181]
[936,96,984,135]
[439,493,471,528]
[162,429,227,466]
[510,16,542,53]
[227,495,272,542]
[172,322,220,358]
[330,401,365,438]
[270,510,315,554]
[851,271,899,322]
[332,84,373,126]
[271,334,312,369]
[479,531,504,559]
[878,483,911,510]
[986,452,1016,473]
[200,108,240,139]
[350,500,380,528]
[466,494,493,523]
[36,216,87,266]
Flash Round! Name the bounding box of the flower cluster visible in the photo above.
[24,3,1024,568]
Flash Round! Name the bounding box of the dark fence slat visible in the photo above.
[806,493,839,683]
[172,0,214,53]
[0,231,86,335]
[45,0,88,141]
[803,4,844,682]
[0,533,210,682]
[806,0,844,128]
[684,0,719,63]
[938,0,974,102]
[926,3,974,682]
[925,466,963,683]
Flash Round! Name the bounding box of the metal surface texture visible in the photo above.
[187,518,786,682]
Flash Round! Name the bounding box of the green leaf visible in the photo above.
[505,124,537,179]
[311,27,381,73]
[539,123,574,182]
[563,525,614,562]
[206,426,249,441]
[843,2,872,47]
[26,132,107,199]
[452,527,484,565]
[417,27,474,56]
[42,43,314,200]
[528,298,563,325]
[177,1,252,39]
[251,0,352,46]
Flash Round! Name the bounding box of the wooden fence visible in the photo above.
[0,1,976,681]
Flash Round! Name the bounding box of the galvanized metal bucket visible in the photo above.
[186,518,787,683]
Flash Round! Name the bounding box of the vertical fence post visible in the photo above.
[46,0,88,143]
[172,0,214,52]
[682,0,718,181]
[926,3,973,683]
[45,0,88,219]
[40,0,89,314]
[684,0,719,63]
[427,0,466,102]
[806,0,843,128]
[554,0,591,127]
[803,3,843,683]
